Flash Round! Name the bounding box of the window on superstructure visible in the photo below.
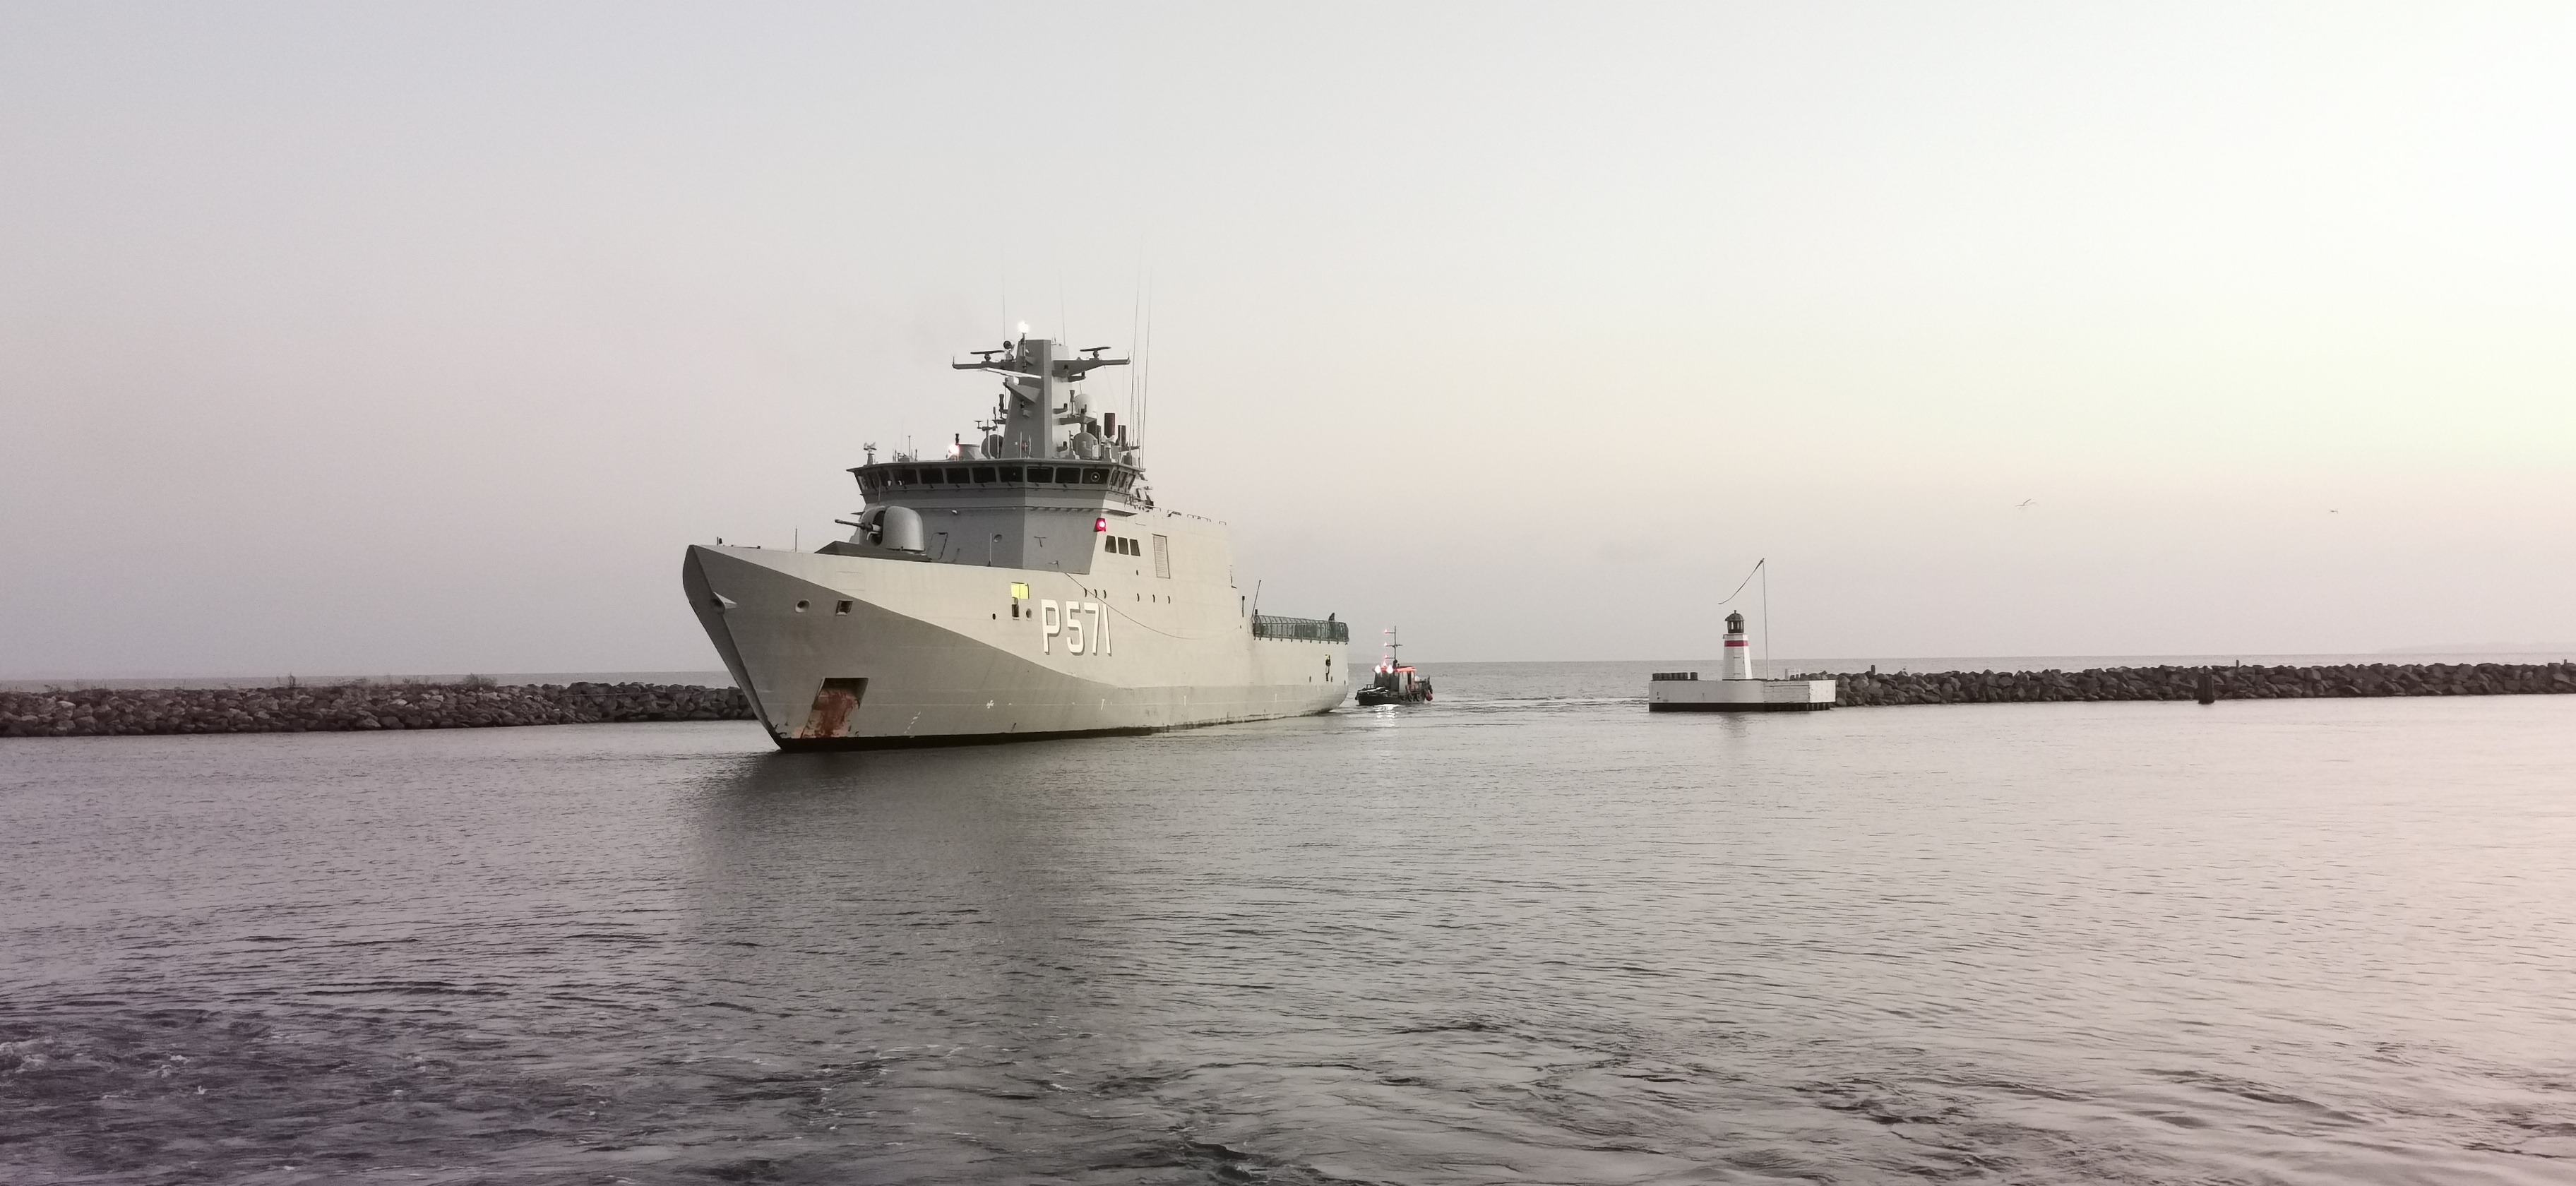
[1083,468,1108,485]
[972,467,996,484]
[896,467,919,484]
[999,466,1023,482]
[1027,465,1051,482]
[947,467,970,483]
[919,469,943,484]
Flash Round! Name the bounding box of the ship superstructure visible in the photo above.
[683,332,1351,748]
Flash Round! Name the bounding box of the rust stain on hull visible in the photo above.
[799,678,867,739]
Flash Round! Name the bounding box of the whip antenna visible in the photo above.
[1136,280,1155,445]
[1129,272,1144,445]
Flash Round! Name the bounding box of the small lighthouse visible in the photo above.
[1645,609,1835,712]
[1722,611,1754,681]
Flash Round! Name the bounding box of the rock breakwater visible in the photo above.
[1,682,753,738]
[1813,661,2576,707]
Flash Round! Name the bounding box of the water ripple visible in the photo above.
[4,694,2575,1182]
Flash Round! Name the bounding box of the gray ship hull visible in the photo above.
[685,541,1349,750]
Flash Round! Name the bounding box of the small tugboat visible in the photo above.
[1355,628,1435,706]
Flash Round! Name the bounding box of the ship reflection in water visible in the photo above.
[4,670,2574,1183]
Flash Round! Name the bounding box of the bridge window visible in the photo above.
[972,467,996,484]
[1083,468,1108,485]
[947,467,970,483]
[896,467,918,484]
[919,469,943,484]
[1026,465,1051,482]
[1000,466,1023,481]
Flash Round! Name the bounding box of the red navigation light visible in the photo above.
[1094,517,1107,532]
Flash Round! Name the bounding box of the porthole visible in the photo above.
[794,600,810,612]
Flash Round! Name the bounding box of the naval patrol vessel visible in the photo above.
[682,333,1351,749]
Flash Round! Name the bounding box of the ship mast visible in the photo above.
[952,333,1128,460]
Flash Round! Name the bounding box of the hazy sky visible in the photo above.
[4,3,2570,676]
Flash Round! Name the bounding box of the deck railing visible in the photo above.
[1251,615,1349,643]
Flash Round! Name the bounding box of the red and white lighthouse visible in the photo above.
[1645,602,1832,712]
[1721,611,1754,681]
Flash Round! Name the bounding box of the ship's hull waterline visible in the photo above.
[685,544,1349,750]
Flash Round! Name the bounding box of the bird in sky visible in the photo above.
[2015,498,2037,510]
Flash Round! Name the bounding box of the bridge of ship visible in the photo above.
[855,460,1147,503]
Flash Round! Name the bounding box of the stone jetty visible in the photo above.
[1,681,753,738]
[1813,661,2576,707]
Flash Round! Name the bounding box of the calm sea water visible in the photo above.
[5,666,2574,1185]
[6,650,2573,690]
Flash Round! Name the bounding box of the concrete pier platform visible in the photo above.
[1647,674,1837,712]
